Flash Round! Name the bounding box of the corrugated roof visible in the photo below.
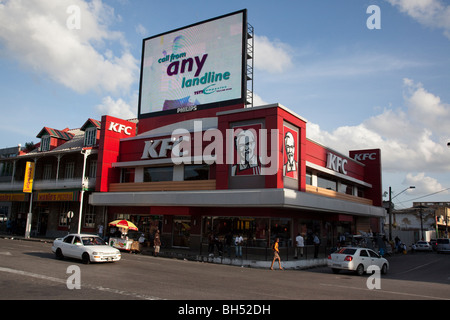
[80,118,101,131]
[36,127,75,140]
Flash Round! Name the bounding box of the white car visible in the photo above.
[327,247,389,276]
[52,234,121,264]
[413,241,433,251]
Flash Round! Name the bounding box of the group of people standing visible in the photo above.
[207,232,244,258]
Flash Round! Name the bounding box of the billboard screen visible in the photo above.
[138,10,246,118]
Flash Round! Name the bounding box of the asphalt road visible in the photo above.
[0,237,449,303]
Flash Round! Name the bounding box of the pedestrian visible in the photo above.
[270,238,283,270]
[153,230,161,256]
[138,233,146,253]
[235,233,243,258]
[294,233,304,258]
[313,233,320,258]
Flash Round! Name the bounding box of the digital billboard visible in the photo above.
[138,10,246,118]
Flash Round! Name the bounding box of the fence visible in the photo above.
[198,243,332,262]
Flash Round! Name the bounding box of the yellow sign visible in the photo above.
[23,162,35,193]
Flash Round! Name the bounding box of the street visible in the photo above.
[0,237,449,303]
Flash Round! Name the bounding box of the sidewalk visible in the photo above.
[0,233,328,270]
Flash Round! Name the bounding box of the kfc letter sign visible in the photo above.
[108,122,133,135]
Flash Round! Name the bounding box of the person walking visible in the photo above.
[153,230,161,256]
[270,238,283,270]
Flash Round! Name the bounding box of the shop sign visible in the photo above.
[23,161,35,193]
[140,120,279,175]
[37,192,76,202]
[0,193,26,202]
[353,152,377,161]
[108,122,133,135]
[326,153,348,175]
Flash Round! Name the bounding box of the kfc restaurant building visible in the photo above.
[90,102,385,252]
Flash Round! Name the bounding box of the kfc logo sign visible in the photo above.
[326,153,348,175]
[353,152,377,161]
[108,122,133,135]
[141,138,174,159]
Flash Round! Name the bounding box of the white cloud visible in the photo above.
[254,35,293,73]
[403,172,446,194]
[403,78,450,136]
[252,92,270,107]
[95,91,138,120]
[306,79,450,175]
[387,0,450,39]
[0,0,138,94]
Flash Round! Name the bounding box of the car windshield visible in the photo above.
[81,236,106,246]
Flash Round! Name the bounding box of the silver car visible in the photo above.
[437,238,450,253]
[328,247,389,276]
[52,234,121,264]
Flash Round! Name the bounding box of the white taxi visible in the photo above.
[52,234,121,264]
[327,247,389,276]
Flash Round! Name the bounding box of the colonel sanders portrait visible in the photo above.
[283,131,298,178]
[231,129,261,176]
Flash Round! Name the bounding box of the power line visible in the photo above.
[397,187,450,204]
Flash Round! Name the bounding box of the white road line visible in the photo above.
[320,283,450,300]
[395,259,442,275]
[0,266,163,300]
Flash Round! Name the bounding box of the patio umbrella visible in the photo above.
[108,219,138,231]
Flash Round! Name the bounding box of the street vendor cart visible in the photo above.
[108,220,139,252]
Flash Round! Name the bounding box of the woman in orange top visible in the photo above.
[270,238,283,270]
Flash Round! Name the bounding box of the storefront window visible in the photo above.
[270,218,291,247]
[317,175,337,191]
[143,166,173,182]
[184,164,209,180]
[202,217,270,248]
[338,182,353,195]
[59,202,70,227]
[173,216,190,247]
[305,171,312,185]
[121,168,135,183]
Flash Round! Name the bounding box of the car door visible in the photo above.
[61,235,75,258]
[368,249,382,269]
[358,249,371,270]
[70,236,85,260]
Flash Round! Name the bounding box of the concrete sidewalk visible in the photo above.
[0,233,328,270]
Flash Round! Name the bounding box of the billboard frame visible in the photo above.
[137,9,248,119]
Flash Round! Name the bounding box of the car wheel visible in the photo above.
[55,248,64,260]
[381,264,388,275]
[82,252,90,264]
[356,264,364,276]
[332,268,340,274]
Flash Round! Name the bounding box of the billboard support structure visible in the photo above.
[246,22,254,108]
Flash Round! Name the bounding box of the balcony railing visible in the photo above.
[0,177,96,191]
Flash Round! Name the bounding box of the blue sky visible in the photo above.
[1,0,450,208]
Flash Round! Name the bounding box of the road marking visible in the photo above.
[0,252,12,256]
[0,267,163,300]
[320,283,450,300]
[395,259,442,275]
